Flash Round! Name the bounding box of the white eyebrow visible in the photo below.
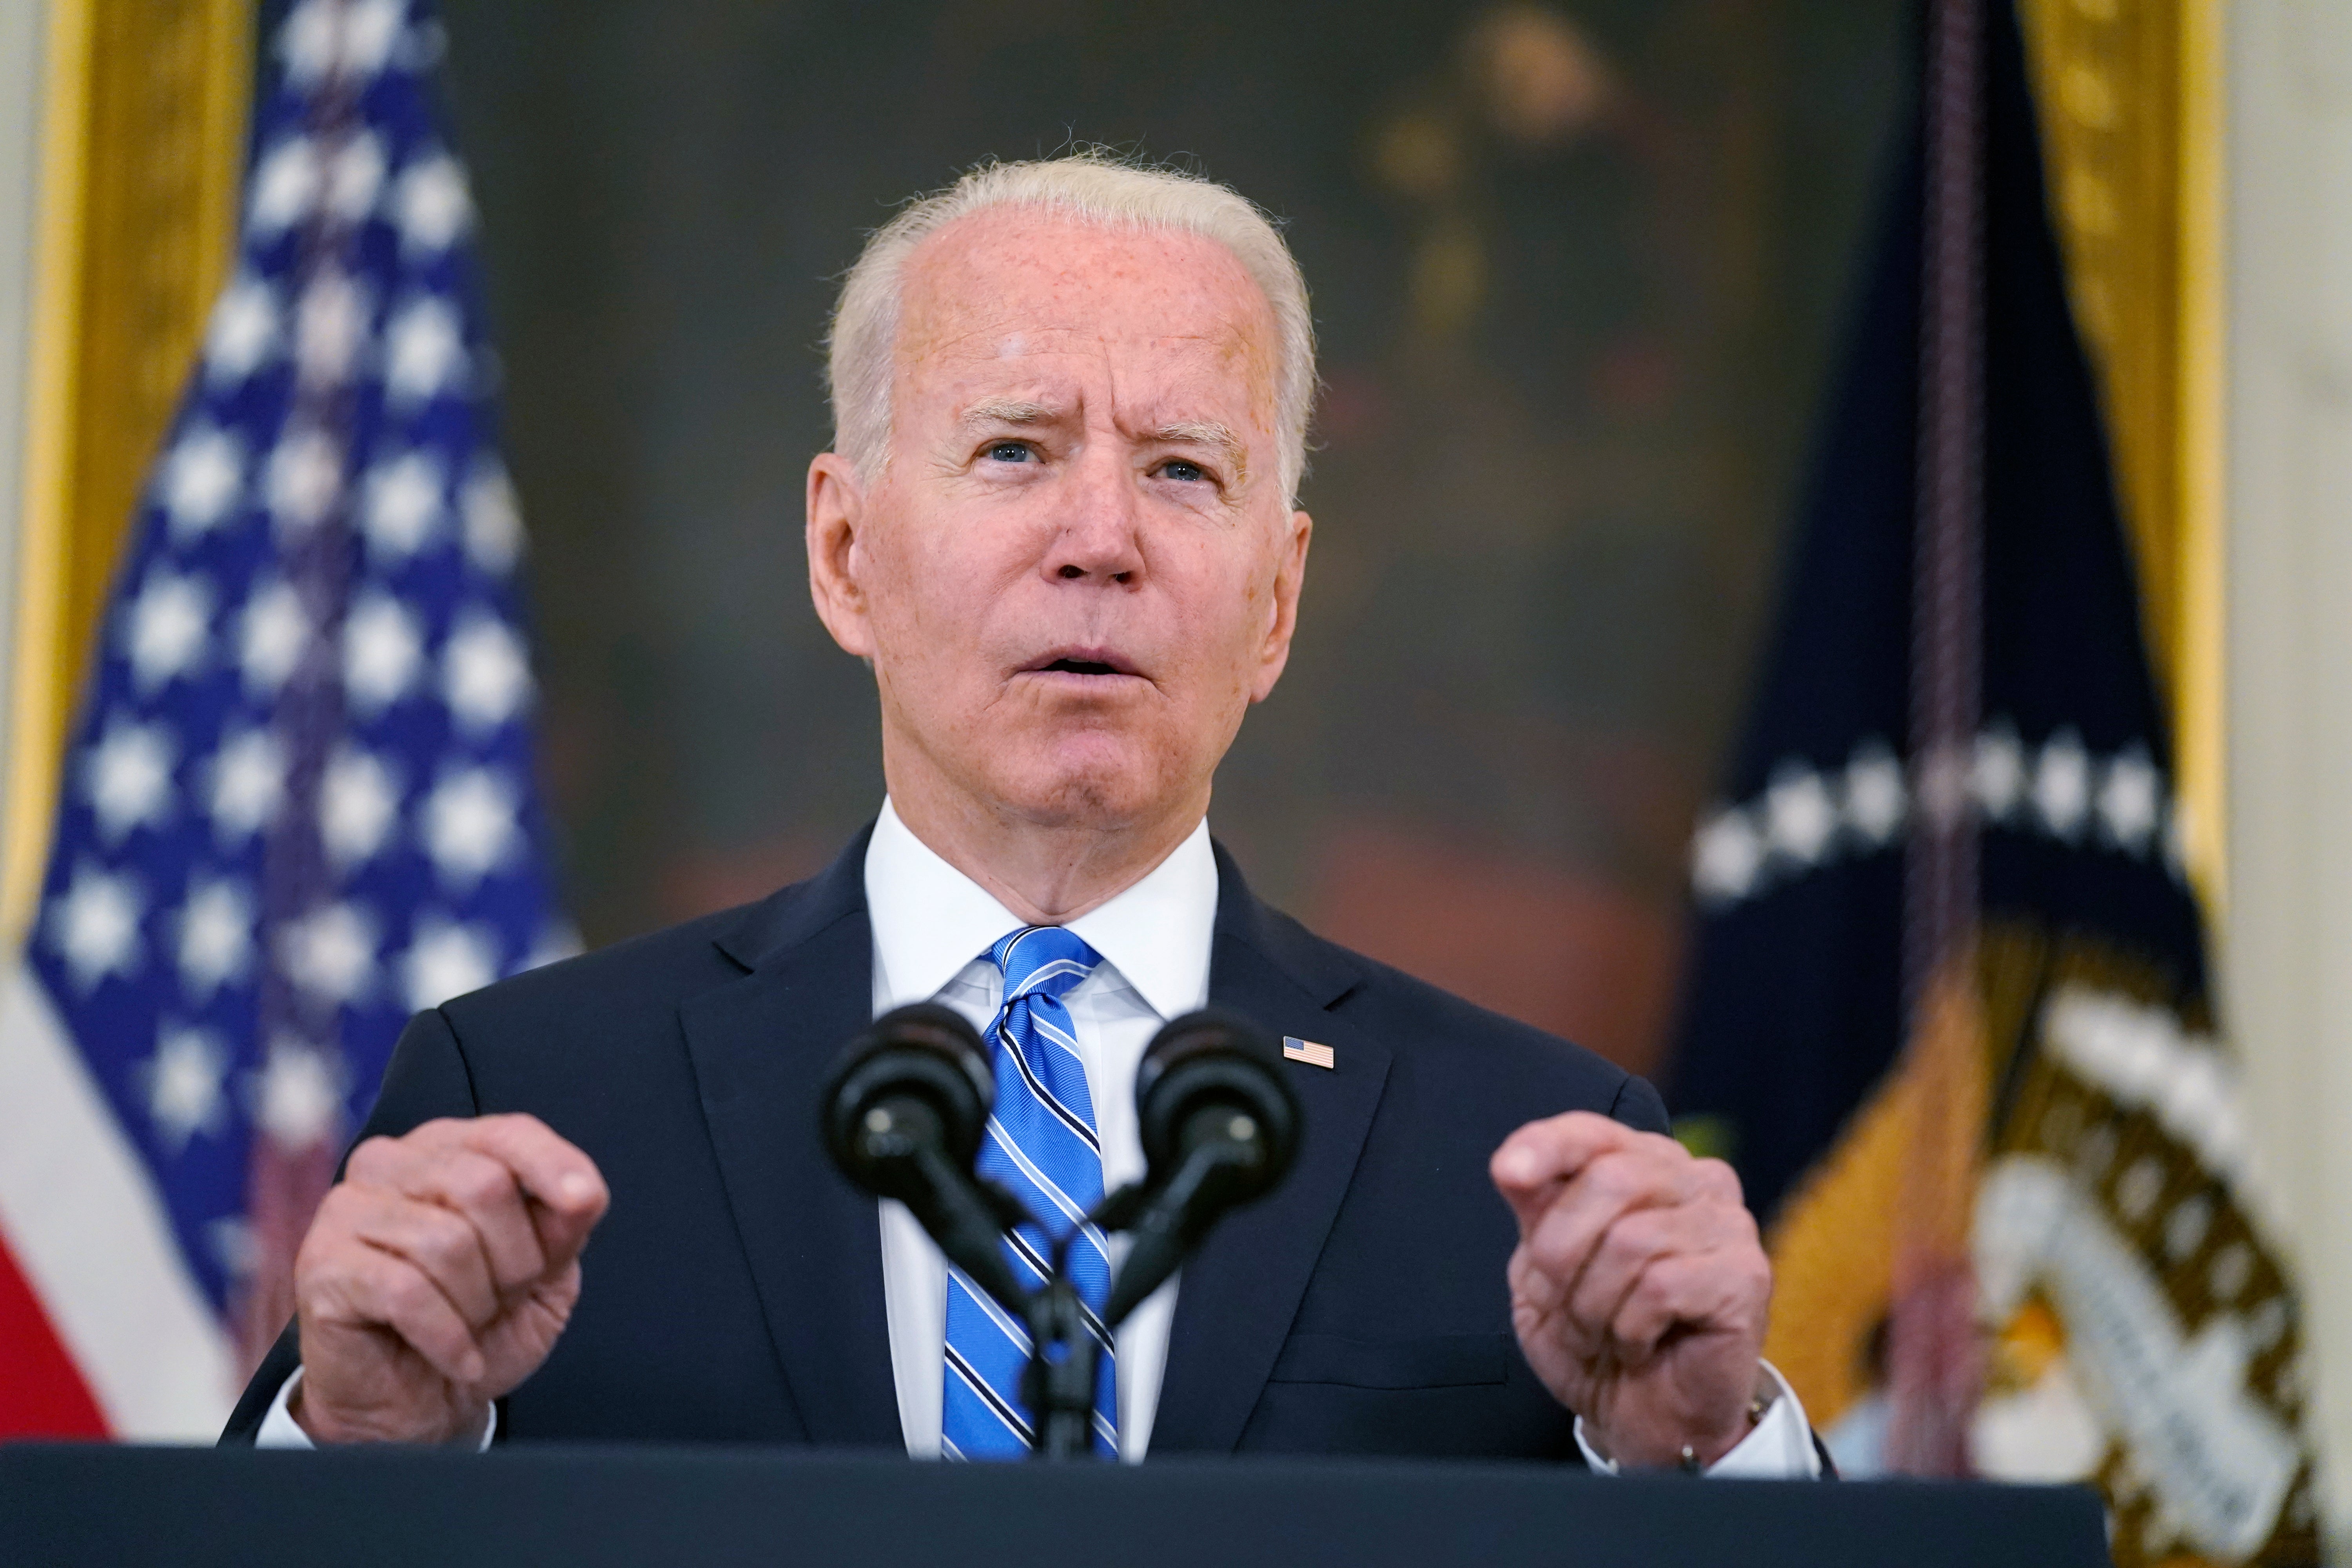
[956,397,1060,429]
[1151,419,1241,452]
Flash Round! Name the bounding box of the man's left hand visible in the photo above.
[1490,1111,1773,1469]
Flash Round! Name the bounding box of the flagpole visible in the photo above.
[234,0,371,1379]
[1887,0,1990,1478]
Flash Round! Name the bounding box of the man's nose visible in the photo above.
[1045,447,1145,585]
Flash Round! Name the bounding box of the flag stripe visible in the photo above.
[0,963,235,1437]
[0,1230,108,1438]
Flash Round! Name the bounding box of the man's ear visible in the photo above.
[1249,507,1312,704]
[807,451,876,660]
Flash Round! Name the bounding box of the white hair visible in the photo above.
[826,151,1317,503]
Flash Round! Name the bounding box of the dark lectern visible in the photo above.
[1,1444,2105,1568]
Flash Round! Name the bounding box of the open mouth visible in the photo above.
[1022,648,1143,681]
[1025,649,1143,677]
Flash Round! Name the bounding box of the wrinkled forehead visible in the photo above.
[892,210,1281,422]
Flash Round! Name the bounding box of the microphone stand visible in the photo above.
[1023,1225,1113,1462]
[993,1116,1272,1461]
[1011,1179,1155,1462]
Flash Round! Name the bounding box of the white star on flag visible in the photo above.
[1842,742,1907,845]
[85,720,176,842]
[277,902,377,1007]
[421,767,519,889]
[205,728,286,844]
[320,746,403,869]
[122,569,214,691]
[295,268,370,389]
[1765,765,1838,866]
[443,613,532,733]
[343,592,423,713]
[143,1027,230,1156]
[176,877,255,1000]
[203,276,281,385]
[2033,729,2093,840]
[250,1038,345,1152]
[247,136,318,238]
[265,425,344,535]
[462,460,524,574]
[160,425,247,539]
[279,0,406,87]
[1693,808,1765,904]
[400,915,499,1011]
[1973,725,2027,821]
[238,579,311,696]
[384,296,465,407]
[50,863,145,991]
[361,450,446,561]
[393,152,471,254]
[323,131,387,225]
[2098,746,2161,854]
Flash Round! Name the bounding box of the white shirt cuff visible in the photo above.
[1573,1361,1822,1478]
[253,1367,498,1452]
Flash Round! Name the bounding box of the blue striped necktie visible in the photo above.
[940,925,1117,1459]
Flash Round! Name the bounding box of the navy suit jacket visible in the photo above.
[221,829,1668,1457]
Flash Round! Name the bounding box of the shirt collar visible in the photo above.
[863,798,1218,1022]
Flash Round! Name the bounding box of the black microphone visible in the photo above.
[822,1002,1031,1315]
[1101,1009,1300,1325]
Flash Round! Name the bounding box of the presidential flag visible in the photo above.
[1668,0,2319,1559]
[0,0,564,1438]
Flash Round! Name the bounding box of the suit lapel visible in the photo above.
[677,828,903,1448]
[1149,848,1392,1454]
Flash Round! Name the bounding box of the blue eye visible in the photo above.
[1160,459,1205,483]
[987,441,1031,464]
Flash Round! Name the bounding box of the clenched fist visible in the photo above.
[1489,1111,1773,1470]
[289,1114,609,1445]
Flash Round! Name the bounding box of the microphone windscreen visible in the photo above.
[1134,1009,1300,1196]
[821,1002,995,1184]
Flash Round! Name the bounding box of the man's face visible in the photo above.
[807,211,1311,837]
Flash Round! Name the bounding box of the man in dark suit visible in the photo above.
[223,153,1814,1474]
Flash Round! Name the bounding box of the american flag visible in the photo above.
[0,0,564,1438]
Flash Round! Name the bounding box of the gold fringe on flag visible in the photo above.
[8,0,254,943]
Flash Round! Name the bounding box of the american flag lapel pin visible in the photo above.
[1282,1036,1336,1070]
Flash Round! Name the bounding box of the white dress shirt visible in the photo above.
[866,797,1209,1461]
[259,796,1815,1475]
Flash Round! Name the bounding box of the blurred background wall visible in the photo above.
[2227,0,2352,1530]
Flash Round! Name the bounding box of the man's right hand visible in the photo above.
[289,1114,610,1445]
